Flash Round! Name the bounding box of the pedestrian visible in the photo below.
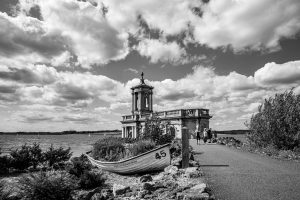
[196,130,201,145]
[203,128,207,144]
[207,128,212,143]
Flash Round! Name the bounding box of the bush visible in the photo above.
[18,171,77,200]
[78,169,106,189]
[0,155,12,175]
[68,155,92,178]
[247,89,300,150]
[125,139,156,158]
[29,143,43,170]
[170,140,182,158]
[92,137,126,161]
[10,144,32,171]
[9,143,44,171]
[0,180,14,200]
[44,145,72,167]
[142,115,175,145]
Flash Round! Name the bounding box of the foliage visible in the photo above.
[44,145,72,167]
[68,155,92,178]
[9,143,43,170]
[0,155,12,175]
[92,137,157,161]
[0,180,16,200]
[10,144,32,171]
[78,169,106,189]
[18,171,77,200]
[170,140,182,158]
[142,115,163,142]
[246,89,300,150]
[92,137,126,161]
[29,143,43,169]
[125,139,156,157]
[142,114,175,145]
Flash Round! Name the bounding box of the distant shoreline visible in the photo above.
[0,130,121,135]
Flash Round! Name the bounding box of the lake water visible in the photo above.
[0,133,121,157]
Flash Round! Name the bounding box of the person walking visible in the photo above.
[203,128,208,144]
[196,130,201,145]
[207,128,212,143]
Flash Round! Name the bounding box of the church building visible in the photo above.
[121,73,212,139]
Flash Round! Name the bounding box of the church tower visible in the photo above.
[131,72,153,115]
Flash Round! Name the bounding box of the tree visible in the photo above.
[247,89,300,150]
[43,145,72,167]
[142,113,175,145]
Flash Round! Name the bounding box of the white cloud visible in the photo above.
[254,61,300,86]
[192,0,300,51]
[10,0,300,67]
[136,39,187,64]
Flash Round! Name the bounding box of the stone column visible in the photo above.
[132,92,134,113]
[122,127,125,138]
[182,127,189,169]
[150,92,153,111]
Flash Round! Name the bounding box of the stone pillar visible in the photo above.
[132,92,134,113]
[150,92,153,111]
[182,127,189,168]
[122,127,125,138]
[132,126,135,138]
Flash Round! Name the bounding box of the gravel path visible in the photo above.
[191,140,300,200]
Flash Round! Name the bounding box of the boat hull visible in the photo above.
[86,143,171,174]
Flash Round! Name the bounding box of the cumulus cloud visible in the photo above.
[192,0,300,51]
[36,0,129,67]
[136,39,187,64]
[0,12,70,62]
[254,61,300,86]
[2,0,299,68]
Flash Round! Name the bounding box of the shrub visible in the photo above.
[246,89,300,150]
[0,155,12,175]
[10,144,32,171]
[44,145,72,167]
[29,143,43,170]
[78,169,106,189]
[68,155,92,178]
[125,139,156,158]
[170,140,182,158]
[9,143,44,171]
[0,180,15,200]
[92,137,126,161]
[18,171,77,200]
[142,115,175,145]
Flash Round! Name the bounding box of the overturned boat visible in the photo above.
[86,143,171,174]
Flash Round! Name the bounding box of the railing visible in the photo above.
[122,109,210,121]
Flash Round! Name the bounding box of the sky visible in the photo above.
[0,0,300,132]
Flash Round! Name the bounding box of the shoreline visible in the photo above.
[0,131,121,136]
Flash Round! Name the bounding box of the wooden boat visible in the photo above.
[85,143,171,174]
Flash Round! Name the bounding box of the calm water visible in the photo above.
[0,134,120,157]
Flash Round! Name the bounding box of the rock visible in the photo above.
[171,157,182,166]
[164,165,178,174]
[153,172,164,181]
[184,167,203,178]
[90,193,102,200]
[191,183,207,193]
[113,184,131,196]
[144,194,155,199]
[177,191,210,200]
[137,190,148,198]
[142,182,155,191]
[189,160,199,167]
[140,174,153,183]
